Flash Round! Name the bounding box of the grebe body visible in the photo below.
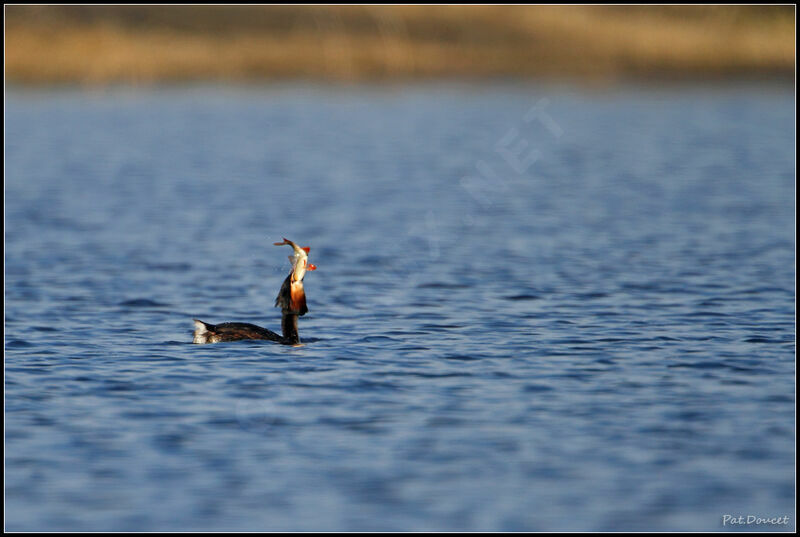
[192,320,284,344]
[192,238,315,345]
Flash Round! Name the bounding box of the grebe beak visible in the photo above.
[307,263,317,271]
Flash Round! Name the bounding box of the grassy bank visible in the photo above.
[5,5,795,84]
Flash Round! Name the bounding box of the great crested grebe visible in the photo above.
[192,238,317,345]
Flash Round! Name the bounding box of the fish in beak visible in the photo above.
[273,237,316,282]
[273,237,315,315]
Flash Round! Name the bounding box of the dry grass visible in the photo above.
[5,5,795,84]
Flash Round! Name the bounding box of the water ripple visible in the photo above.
[4,84,794,532]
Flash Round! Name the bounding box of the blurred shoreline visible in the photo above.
[5,6,795,85]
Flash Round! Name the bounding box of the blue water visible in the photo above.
[5,83,795,531]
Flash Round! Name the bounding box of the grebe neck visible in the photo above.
[281,313,300,344]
